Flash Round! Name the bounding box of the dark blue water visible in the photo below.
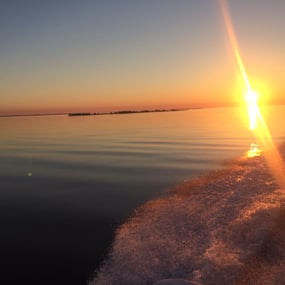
[0,107,284,284]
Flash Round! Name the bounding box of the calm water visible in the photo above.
[1,106,284,284]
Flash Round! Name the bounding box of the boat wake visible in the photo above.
[90,143,285,285]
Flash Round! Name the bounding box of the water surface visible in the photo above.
[0,106,284,284]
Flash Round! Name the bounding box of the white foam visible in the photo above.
[90,143,285,285]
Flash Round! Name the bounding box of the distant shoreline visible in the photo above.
[0,108,193,118]
[68,108,190,117]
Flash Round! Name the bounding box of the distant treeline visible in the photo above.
[68,108,186,117]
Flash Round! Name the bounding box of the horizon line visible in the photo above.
[1,102,283,118]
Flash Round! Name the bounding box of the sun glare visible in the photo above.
[244,89,259,131]
[219,0,267,144]
[220,0,285,187]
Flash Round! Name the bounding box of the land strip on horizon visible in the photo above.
[0,108,195,118]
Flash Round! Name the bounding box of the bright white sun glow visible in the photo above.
[245,90,259,131]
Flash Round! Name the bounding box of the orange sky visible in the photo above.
[1,1,285,115]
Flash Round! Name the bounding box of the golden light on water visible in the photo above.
[220,0,285,187]
[247,143,261,158]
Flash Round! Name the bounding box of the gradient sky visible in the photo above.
[1,0,285,115]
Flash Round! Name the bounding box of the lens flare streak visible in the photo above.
[219,0,285,188]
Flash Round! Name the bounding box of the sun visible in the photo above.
[244,89,259,131]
